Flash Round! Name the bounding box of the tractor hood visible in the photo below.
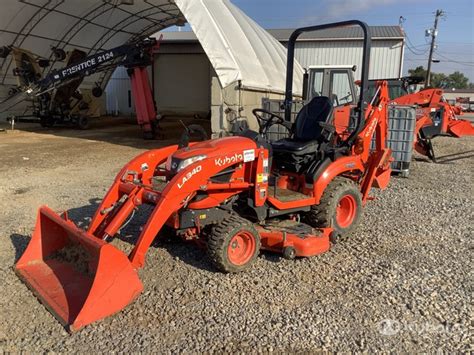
[168,137,258,173]
[173,137,258,159]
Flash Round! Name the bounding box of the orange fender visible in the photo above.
[313,156,364,203]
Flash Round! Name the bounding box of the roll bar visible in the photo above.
[284,20,372,146]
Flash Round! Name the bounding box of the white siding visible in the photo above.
[293,39,404,80]
[154,53,211,116]
[105,67,134,115]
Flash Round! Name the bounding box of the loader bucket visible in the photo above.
[448,120,474,138]
[15,206,143,331]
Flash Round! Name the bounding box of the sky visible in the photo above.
[230,0,474,81]
[173,0,474,81]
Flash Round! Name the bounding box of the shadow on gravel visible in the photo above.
[13,198,280,273]
[66,198,102,228]
[10,234,30,262]
[66,200,217,272]
[8,116,211,150]
[414,149,474,164]
[435,150,474,164]
[260,251,284,263]
[159,240,216,272]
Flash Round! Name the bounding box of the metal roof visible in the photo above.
[270,26,405,41]
[161,25,405,43]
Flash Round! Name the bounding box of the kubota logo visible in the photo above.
[178,165,202,189]
[215,153,243,167]
[365,118,378,138]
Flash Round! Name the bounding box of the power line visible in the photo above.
[437,41,474,45]
[405,33,430,55]
[407,57,474,69]
[399,15,430,56]
[406,45,429,56]
[434,52,474,66]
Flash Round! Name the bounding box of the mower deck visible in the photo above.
[262,219,316,238]
[257,219,331,259]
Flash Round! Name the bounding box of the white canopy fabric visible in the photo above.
[0,0,303,95]
[175,0,303,94]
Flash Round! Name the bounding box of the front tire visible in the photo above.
[306,177,363,238]
[207,215,260,273]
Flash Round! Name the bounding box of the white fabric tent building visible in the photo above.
[0,0,303,134]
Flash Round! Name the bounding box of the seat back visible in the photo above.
[294,96,334,142]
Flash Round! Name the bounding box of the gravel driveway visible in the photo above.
[0,122,472,353]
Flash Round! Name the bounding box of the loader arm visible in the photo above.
[88,145,179,236]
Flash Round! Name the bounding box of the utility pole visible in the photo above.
[425,9,444,87]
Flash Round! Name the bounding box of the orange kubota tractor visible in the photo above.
[16,21,393,331]
[391,86,474,161]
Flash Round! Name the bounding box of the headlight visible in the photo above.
[177,155,207,172]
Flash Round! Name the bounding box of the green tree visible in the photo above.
[431,73,448,88]
[446,71,469,89]
[407,66,471,89]
[408,66,426,79]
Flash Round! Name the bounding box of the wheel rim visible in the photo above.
[336,194,357,228]
[227,231,256,266]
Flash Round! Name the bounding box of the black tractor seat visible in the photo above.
[272,96,335,172]
[271,139,319,154]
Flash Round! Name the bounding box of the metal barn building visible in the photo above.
[273,26,405,80]
[106,26,405,136]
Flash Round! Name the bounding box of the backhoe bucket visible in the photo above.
[448,120,474,138]
[15,206,143,331]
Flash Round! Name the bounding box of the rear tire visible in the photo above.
[76,116,90,130]
[207,215,260,273]
[40,116,54,128]
[306,177,362,238]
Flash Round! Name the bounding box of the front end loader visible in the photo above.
[16,21,393,331]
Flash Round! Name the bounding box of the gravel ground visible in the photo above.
[0,119,472,353]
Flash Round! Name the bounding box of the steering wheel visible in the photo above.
[252,108,290,135]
